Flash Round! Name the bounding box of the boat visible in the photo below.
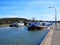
[18,22,24,27]
[28,22,48,30]
[9,22,19,27]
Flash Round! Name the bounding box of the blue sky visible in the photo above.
[0,0,60,21]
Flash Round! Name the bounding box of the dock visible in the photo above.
[41,23,60,45]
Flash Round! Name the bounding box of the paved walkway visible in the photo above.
[41,23,60,45]
[51,30,60,45]
[40,29,54,45]
[51,23,60,45]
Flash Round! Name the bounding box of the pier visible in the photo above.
[41,23,60,45]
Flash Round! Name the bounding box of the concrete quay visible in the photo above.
[41,23,60,45]
[51,23,60,45]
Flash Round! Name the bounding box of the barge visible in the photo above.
[28,22,48,30]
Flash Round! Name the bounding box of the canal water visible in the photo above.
[0,27,50,45]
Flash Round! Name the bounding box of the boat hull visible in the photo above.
[28,26,47,30]
[9,25,18,27]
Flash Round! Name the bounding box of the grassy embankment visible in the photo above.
[0,24,10,26]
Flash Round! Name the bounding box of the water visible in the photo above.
[0,27,50,45]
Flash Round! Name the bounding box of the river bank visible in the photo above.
[40,23,60,45]
[40,23,55,45]
[0,24,10,27]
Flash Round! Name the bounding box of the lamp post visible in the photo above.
[49,7,57,28]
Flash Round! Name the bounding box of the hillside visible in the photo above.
[0,18,41,25]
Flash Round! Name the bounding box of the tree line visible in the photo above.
[0,18,42,25]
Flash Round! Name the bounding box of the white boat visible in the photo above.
[18,22,24,27]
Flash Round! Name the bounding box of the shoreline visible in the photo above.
[40,23,55,45]
[40,26,54,45]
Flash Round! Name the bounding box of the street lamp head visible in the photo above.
[49,7,55,8]
[49,7,52,8]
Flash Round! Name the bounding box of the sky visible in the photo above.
[0,0,60,21]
